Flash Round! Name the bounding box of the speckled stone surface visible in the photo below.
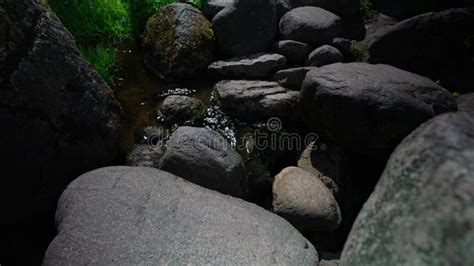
[44,166,319,265]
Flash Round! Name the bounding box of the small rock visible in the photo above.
[126,144,165,168]
[274,67,316,90]
[307,45,344,67]
[212,0,277,57]
[274,40,314,65]
[158,95,205,124]
[159,127,246,197]
[214,80,301,122]
[43,166,320,265]
[279,7,341,46]
[143,3,215,81]
[208,53,286,80]
[273,167,342,232]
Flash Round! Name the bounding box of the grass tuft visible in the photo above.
[79,44,117,84]
[49,0,132,43]
[49,0,203,83]
[352,42,369,62]
[360,0,376,19]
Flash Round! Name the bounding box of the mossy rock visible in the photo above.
[143,3,215,81]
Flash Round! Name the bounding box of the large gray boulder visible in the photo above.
[208,53,286,80]
[212,0,277,57]
[273,167,342,232]
[279,7,341,47]
[458,93,474,115]
[274,40,314,65]
[367,8,474,92]
[214,80,301,122]
[341,112,474,265]
[127,144,165,168]
[301,63,457,155]
[159,127,246,197]
[0,2,122,263]
[307,45,344,67]
[143,3,215,81]
[43,167,319,265]
[375,0,471,19]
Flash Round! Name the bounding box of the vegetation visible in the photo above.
[352,42,369,62]
[79,44,117,84]
[49,0,202,84]
[359,0,376,19]
[48,0,132,42]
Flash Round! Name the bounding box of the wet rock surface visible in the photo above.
[158,95,205,124]
[159,126,246,197]
[43,167,319,265]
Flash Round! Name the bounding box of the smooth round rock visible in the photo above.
[143,3,215,81]
[307,45,344,67]
[159,127,246,197]
[212,0,277,57]
[279,7,341,46]
[273,167,342,232]
[43,166,320,265]
[158,95,205,124]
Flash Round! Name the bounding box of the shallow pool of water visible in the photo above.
[113,41,242,152]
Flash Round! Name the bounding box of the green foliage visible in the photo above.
[360,0,376,19]
[79,44,117,84]
[49,0,132,42]
[352,42,369,62]
[49,0,202,83]
[453,92,460,97]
